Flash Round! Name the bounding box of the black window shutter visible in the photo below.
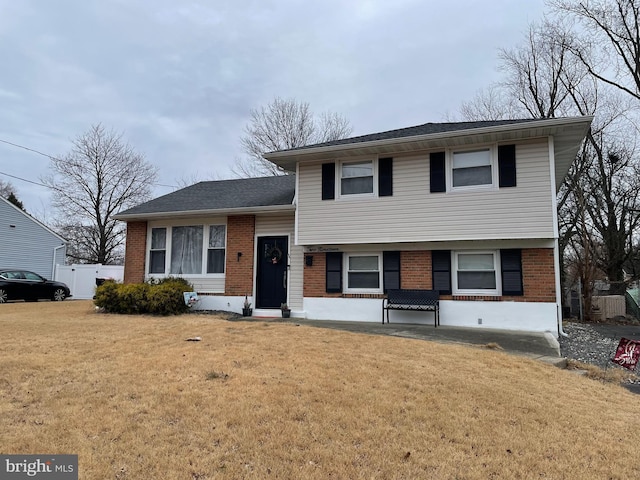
[432,250,451,295]
[430,152,446,193]
[383,251,401,292]
[326,252,342,293]
[498,144,517,188]
[322,163,335,200]
[501,249,523,296]
[379,157,393,197]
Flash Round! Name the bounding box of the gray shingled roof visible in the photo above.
[272,119,541,153]
[116,175,295,218]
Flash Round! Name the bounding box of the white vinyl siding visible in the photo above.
[297,140,554,245]
[255,213,302,310]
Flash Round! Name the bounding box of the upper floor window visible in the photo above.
[451,148,493,189]
[341,160,374,196]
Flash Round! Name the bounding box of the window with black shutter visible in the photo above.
[498,144,517,188]
[379,157,393,197]
[383,251,400,292]
[500,249,523,295]
[322,163,335,200]
[432,250,451,294]
[326,252,342,293]
[430,152,446,193]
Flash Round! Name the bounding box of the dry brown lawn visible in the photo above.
[1,301,640,479]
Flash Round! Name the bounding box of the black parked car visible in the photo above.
[0,269,72,303]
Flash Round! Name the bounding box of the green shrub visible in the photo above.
[94,278,193,315]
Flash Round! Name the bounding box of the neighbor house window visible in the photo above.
[453,251,499,295]
[149,228,167,274]
[451,148,493,188]
[341,160,374,195]
[170,225,203,275]
[345,254,382,292]
[207,225,226,273]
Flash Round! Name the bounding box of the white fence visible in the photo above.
[591,295,626,321]
[54,264,124,300]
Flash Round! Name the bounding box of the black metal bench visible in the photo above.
[382,289,440,327]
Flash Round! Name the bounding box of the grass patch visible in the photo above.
[1,301,640,478]
[566,358,639,384]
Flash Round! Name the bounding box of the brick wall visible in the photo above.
[225,215,255,296]
[123,221,147,284]
[518,248,556,302]
[400,251,432,289]
[302,248,556,303]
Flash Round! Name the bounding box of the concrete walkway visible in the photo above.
[248,316,563,366]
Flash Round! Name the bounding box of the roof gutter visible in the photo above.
[263,116,594,160]
[114,203,295,221]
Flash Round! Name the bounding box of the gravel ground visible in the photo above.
[559,321,640,385]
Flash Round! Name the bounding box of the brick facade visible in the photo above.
[400,251,432,289]
[123,221,147,284]
[303,248,556,303]
[225,215,255,296]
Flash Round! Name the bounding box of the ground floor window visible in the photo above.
[345,253,382,293]
[148,224,226,275]
[452,251,499,295]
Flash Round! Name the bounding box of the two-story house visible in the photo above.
[115,116,592,334]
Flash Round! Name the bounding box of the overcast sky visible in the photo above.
[0,0,546,218]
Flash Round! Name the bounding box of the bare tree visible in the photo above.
[552,0,640,101]
[234,97,353,177]
[41,124,158,264]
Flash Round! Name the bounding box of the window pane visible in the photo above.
[453,165,492,187]
[170,226,203,275]
[458,271,496,290]
[209,225,226,248]
[151,228,166,249]
[453,150,490,168]
[349,256,379,271]
[342,177,373,194]
[458,254,494,270]
[150,251,166,274]
[348,272,380,288]
[207,249,225,273]
[342,162,373,178]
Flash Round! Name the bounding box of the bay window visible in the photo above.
[148,224,226,276]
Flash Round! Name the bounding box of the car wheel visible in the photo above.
[0,288,7,303]
[52,288,67,301]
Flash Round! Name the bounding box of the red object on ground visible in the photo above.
[611,338,640,371]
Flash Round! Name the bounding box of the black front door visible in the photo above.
[256,236,288,309]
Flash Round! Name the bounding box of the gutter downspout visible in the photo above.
[548,136,568,338]
[52,244,65,280]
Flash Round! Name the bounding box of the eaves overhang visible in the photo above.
[264,116,593,190]
[114,203,295,222]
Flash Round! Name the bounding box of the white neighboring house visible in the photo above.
[0,196,66,279]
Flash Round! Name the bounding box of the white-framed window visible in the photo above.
[340,160,375,196]
[452,251,500,295]
[344,253,382,293]
[149,228,167,274]
[148,224,226,276]
[207,225,226,273]
[450,147,495,190]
